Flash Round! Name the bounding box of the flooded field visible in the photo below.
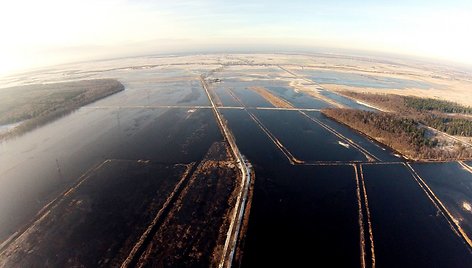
[0,108,220,242]
[319,90,376,111]
[135,142,238,267]
[362,163,472,268]
[266,86,332,109]
[306,112,401,162]
[252,110,368,162]
[1,54,471,267]
[213,85,241,107]
[0,63,236,267]
[411,162,472,242]
[300,69,433,89]
[221,109,288,165]
[223,109,361,266]
[0,160,191,267]
[242,164,361,267]
[230,86,274,108]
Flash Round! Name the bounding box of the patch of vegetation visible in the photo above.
[340,91,409,113]
[322,108,472,160]
[422,115,472,136]
[340,91,472,137]
[0,79,124,140]
[404,96,472,114]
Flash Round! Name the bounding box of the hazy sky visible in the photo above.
[1,0,471,75]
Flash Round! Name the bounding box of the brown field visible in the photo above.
[248,86,293,108]
[134,142,239,267]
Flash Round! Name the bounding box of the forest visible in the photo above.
[340,91,472,137]
[0,79,124,140]
[423,115,472,136]
[404,96,472,114]
[322,108,472,160]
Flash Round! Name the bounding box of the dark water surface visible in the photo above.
[319,90,377,111]
[231,87,274,108]
[243,165,361,267]
[411,162,472,241]
[213,85,241,107]
[266,86,333,109]
[1,60,470,267]
[223,109,361,267]
[0,161,188,267]
[306,112,401,162]
[0,80,221,242]
[362,163,472,268]
[302,69,434,89]
[253,109,368,162]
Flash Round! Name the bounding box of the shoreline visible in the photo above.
[0,79,125,142]
[321,110,472,162]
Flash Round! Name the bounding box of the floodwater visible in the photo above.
[212,77,333,109]
[213,85,241,107]
[0,161,188,267]
[220,109,288,165]
[224,106,472,267]
[302,69,433,89]
[362,163,472,268]
[0,67,221,242]
[244,164,361,267]
[231,87,274,108]
[266,86,332,109]
[252,109,368,162]
[223,109,361,267]
[411,162,472,240]
[319,90,377,111]
[1,56,471,267]
[306,112,401,162]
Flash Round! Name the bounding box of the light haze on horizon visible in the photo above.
[1,0,472,75]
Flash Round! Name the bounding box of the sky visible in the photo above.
[1,0,472,75]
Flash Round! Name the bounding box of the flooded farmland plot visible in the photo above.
[0,63,241,267]
[221,109,289,167]
[252,110,369,162]
[0,160,191,267]
[108,108,220,163]
[265,86,333,109]
[318,90,376,111]
[241,164,362,267]
[0,108,220,243]
[306,111,402,162]
[362,163,472,268]
[229,86,274,108]
[212,84,242,107]
[134,142,239,267]
[211,65,290,81]
[411,162,472,243]
[223,109,361,266]
[298,69,434,89]
[86,80,210,108]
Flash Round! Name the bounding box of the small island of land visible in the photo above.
[0,79,125,140]
[322,92,472,160]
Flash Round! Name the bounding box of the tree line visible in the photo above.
[404,96,472,114]
[422,115,472,136]
[322,108,472,160]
